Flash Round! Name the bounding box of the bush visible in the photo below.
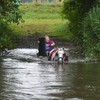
[62,0,100,59]
[0,19,16,50]
[62,0,97,44]
[0,0,22,50]
[83,5,100,58]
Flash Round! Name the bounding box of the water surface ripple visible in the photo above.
[0,49,100,100]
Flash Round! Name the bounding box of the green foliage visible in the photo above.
[62,0,97,43]
[0,0,22,23]
[83,5,100,58]
[0,0,22,50]
[62,0,100,58]
[0,20,16,50]
[11,4,69,40]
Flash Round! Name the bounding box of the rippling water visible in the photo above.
[0,49,100,100]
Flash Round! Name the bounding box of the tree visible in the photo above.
[0,0,22,23]
[0,0,22,50]
[62,0,100,58]
[62,0,97,43]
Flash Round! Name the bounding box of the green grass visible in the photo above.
[21,4,62,19]
[11,4,71,39]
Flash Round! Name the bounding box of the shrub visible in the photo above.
[62,0,100,59]
[0,0,22,50]
[83,5,100,58]
[62,0,97,44]
[0,19,16,50]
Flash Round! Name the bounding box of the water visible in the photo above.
[0,49,100,100]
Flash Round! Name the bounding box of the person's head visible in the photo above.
[45,35,50,42]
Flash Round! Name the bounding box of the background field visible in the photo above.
[11,4,70,39]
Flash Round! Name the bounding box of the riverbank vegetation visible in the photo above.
[0,1,100,60]
[0,0,22,50]
[62,0,100,59]
[0,2,70,51]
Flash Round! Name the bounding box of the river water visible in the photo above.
[0,49,100,100]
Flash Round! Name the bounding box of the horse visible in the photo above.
[49,48,69,63]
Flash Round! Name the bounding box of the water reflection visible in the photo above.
[71,63,100,100]
[0,49,100,100]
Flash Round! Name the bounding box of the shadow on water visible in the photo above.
[0,49,100,100]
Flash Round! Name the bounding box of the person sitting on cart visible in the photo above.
[45,35,56,60]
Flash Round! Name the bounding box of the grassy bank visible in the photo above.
[11,4,70,39]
